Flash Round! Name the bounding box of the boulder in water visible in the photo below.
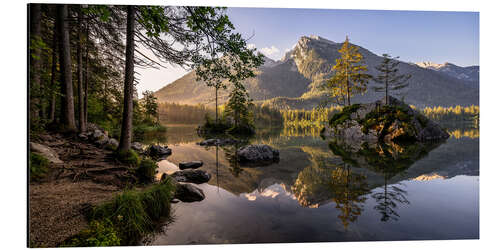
[146,145,172,158]
[179,161,203,170]
[174,183,205,202]
[237,144,280,164]
[170,169,211,184]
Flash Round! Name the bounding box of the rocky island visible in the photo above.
[321,96,450,150]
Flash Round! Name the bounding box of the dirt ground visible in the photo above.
[29,132,135,247]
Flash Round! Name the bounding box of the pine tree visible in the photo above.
[142,91,159,122]
[372,54,411,105]
[324,36,370,106]
[224,83,253,132]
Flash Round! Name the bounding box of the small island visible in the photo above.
[321,95,450,150]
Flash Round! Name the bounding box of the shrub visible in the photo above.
[61,219,120,247]
[29,153,49,181]
[329,104,361,127]
[136,158,158,183]
[115,150,141,166]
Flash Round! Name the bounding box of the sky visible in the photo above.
[136,8,479,96]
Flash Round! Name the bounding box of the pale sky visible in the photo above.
[135,8,479,97]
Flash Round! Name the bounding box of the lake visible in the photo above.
[143,123,479,244]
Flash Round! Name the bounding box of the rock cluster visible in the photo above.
[78,123,120,150]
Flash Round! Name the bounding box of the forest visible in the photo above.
[29,4,262,151]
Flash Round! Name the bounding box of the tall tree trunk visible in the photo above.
[118,6,136,152]
[29,3,42,121]
[57,5,77,132]
[49,18,58,122]
[84,22,89,128]
[77,7,86,132]
[215,87,218,123]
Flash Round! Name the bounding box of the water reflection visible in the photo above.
[147,122,478,244]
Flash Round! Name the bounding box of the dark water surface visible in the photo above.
[144,124,479,244]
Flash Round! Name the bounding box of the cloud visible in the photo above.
[259,45,280,58]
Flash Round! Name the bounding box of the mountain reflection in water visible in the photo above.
[144,123,478,244]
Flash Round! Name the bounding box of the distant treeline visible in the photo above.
[158,103,213,124]
[158,102,283,127]
[282,105,479,128]
[416,105,479,124]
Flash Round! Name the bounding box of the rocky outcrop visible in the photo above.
[30,142,63,164]
[322,96,449,149]
[174,183,206,202]
[237,144,280,164]
[170,169,211,184]
[179,161,203,170]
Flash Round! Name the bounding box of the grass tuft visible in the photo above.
[135,158,158,183]
[82,177,176,246]
[29,152,49,181]
[115,149,141,166]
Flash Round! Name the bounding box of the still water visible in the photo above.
[144,124,479,244]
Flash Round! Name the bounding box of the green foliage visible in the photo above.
[372,54,411,104]
[359,105,417,141]
[198,114,232,135]
[223,84,255,134]
[329,104,361,127]
[88,178,176,245]
[323,36,371,106]
[141,90,159,122]
[115,150,140,166]
[29,153,49,181]
[61,219,120,247]
[135,158,158,183]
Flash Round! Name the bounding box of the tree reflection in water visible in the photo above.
[329,163,370,230]
[292,161,370,230]
[328,139,443,224]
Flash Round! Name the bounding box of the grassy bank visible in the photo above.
[61,177,177,247]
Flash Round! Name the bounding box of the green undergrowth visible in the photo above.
[29,152,49,181]
[135,158,159,183]
[62,178,177,247]
[115,149,141,166]
[328,104,361,128]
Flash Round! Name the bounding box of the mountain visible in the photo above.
[415,61,479,82]
[154,35,479,109]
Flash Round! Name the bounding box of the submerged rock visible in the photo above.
[179,161,204,170]
[170,169,211,184]
[30,142,63,164]
[197,138,240,146]
[237,144,280,164]
[174,183,205,202]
